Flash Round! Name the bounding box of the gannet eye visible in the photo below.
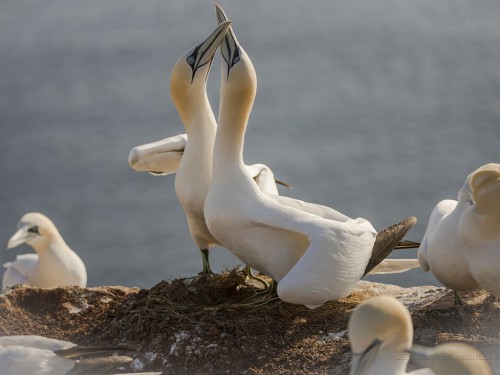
[186,56,195,65]
[232,56,240,64]
[27,225,40,234]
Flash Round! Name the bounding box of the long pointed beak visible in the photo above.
[215,5,241,73]
[405,344,434,363]
[350,339,383,375]
[191,20,231,75]
[7,228,30,250]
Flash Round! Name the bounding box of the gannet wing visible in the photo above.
[417,199,457,272]
[2,254,38,291]
[246,163,291,195]
[128,134,187,176]
[70,355,132,374]
[272,195,352,222]
[367,259,420,274]
[244,198,376,306]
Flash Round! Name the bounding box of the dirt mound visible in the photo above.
[0,269,499,374]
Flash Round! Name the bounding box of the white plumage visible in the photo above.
[417,177,479,292]
[3,212,87,291]
[349,296,492,375]
[128,21,284,275]
[459,163,500,298]
[204,6,416,307]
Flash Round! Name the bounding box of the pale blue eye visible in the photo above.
[232,56,240,64]
[186,56,195,65]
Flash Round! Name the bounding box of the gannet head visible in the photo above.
[7,212,59,250]
[348,295,412,375]
[215,5,256,106]
[468,163,500,238]
[170,20,231,112]
[407,343,492,375]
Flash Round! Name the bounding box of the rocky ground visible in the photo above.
[0,269,499,374]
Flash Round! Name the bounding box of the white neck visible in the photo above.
[213,74,255,181]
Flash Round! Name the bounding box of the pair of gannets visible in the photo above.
[2,212,87,292]
[130,5,419,307]
[349,296,492,375]
[418,163,500,298]
[128,19,284,276]
[0,335,161,375]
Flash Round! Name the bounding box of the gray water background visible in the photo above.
[1,0,499,288]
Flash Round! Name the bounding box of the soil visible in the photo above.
[0,268,499,374]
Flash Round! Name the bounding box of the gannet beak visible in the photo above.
[215,5,241,74]
[405,345,434,365]
[350,339,383,375]
[7,228,30,250]
[187,20,231,81]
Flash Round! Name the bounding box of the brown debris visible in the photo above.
[0,269,499,374]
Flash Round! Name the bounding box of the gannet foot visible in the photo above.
[243,266,270,289]
[201,248,215,276]
[453,291,464,306]
[238,280,279,306]
[363,216,417,276]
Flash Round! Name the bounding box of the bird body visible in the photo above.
[3,213,87,291]
[459,163,500,297]
[417,188,479,291]
[128,21,284,274]
[204,6,387,307]
[0,335,134,375]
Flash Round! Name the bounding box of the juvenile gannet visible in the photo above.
[408,343,492,375]
[3,212,87,291]
[349,296,491,374]
[459,163,500,298]
[128,21,286,277]
[417,175,479,300]
[204,5,418,307]
[0,335,135,375]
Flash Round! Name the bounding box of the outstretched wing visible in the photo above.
[2,254,38,291]
[128,134,187,176]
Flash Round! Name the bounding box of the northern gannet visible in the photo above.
[204,5,418,307]
[3,212,87,291]
[0,335,135,375]
[417,174,479,302]
[348,296,492,374]
[128,21,285,277]
[459,163,500,298]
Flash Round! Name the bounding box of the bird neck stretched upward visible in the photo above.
[213,68,257,178]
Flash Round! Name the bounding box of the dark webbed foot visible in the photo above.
[244,265,270,289]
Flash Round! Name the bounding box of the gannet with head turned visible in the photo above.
[459,163,500,298]
[204,5,418,307]
[128,21,287,277]
[417,174,479,301]
[0,335,163,375]
[3,212,87,291]
[349,296,492,374]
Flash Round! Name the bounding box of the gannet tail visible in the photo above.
[363,216,417,276]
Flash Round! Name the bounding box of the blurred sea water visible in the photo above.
[1,0,499,288]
